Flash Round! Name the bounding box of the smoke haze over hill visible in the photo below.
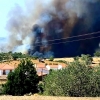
[4,0,100,58]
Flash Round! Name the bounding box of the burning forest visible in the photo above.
[4,0,100,58]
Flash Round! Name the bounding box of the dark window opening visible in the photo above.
[10,70,12,72]
[3,70,6,75]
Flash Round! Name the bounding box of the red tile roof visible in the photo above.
[0,64,5,69]
[0,64,14,70]
[36,63,46,68]
[36,63,66,68]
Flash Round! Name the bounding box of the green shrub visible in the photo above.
[43,55,100,97]
[32,56,38,60]
[55,60,68,64]
[49,56,54,61]
[94,51,100,57]
[38,82,44,94]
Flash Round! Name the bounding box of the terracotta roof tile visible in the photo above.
[36,63,46,68]
[0,64,5,69]
[0,64,14,70]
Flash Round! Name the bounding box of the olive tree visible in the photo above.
[43,55,100,97]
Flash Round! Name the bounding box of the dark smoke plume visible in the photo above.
[5,0,100,58]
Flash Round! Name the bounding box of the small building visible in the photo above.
[0,62,66,83]
[0,64,14,75]
[35,63,66,77]
[0,64,15,84]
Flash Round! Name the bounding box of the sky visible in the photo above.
[0,0,26,38]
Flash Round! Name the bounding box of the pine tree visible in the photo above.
[3,58,39,96]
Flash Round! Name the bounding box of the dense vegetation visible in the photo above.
[0,50,100,96]
[2,59,39,96]
[43,55,100,97]
[0,50,99,61]
[94,51,100,57]
[0,52,38,61]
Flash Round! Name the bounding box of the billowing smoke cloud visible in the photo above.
[5,0,100,58]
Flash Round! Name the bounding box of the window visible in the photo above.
[10,70,12,72]
[3,70,6,75]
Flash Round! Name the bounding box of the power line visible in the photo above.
[34,30,100,46]
[35,35,100,46]
[44,31,100,42]
[34,31,100,45]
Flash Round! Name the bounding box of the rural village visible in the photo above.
[0,56,100,84]
[0,0,100,99]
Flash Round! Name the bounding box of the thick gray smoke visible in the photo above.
[5,0,100,58]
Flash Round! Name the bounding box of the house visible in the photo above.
[35,63,66,77]
[35,63,49,74]
[46,64,66,70]
[0,64,15,84]
[0,61,67,83]
[0,64,14,75]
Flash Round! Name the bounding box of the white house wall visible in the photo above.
[0,70,2,76]
[5,70,10,75]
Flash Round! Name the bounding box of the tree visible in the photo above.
[3,59,39,96]
[11,52,28,60]
[94,51,100,57]
[0,52,12,61]
[80,54,93,65]
[43,56,100,97]
[49,56,54,61]
[74,56,79,61]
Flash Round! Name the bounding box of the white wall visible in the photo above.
[5,70,10,75]
[0,70,2,76]
[0,70,11,75]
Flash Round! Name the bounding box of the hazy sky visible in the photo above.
[0,0,26,37]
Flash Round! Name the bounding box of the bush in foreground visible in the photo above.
[43,55,100,97]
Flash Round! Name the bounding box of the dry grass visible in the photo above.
[54,57,100,62]
[1,57,100,67]
[0,96,100,100]
[2,59,66,68]
[54,58,74,62]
